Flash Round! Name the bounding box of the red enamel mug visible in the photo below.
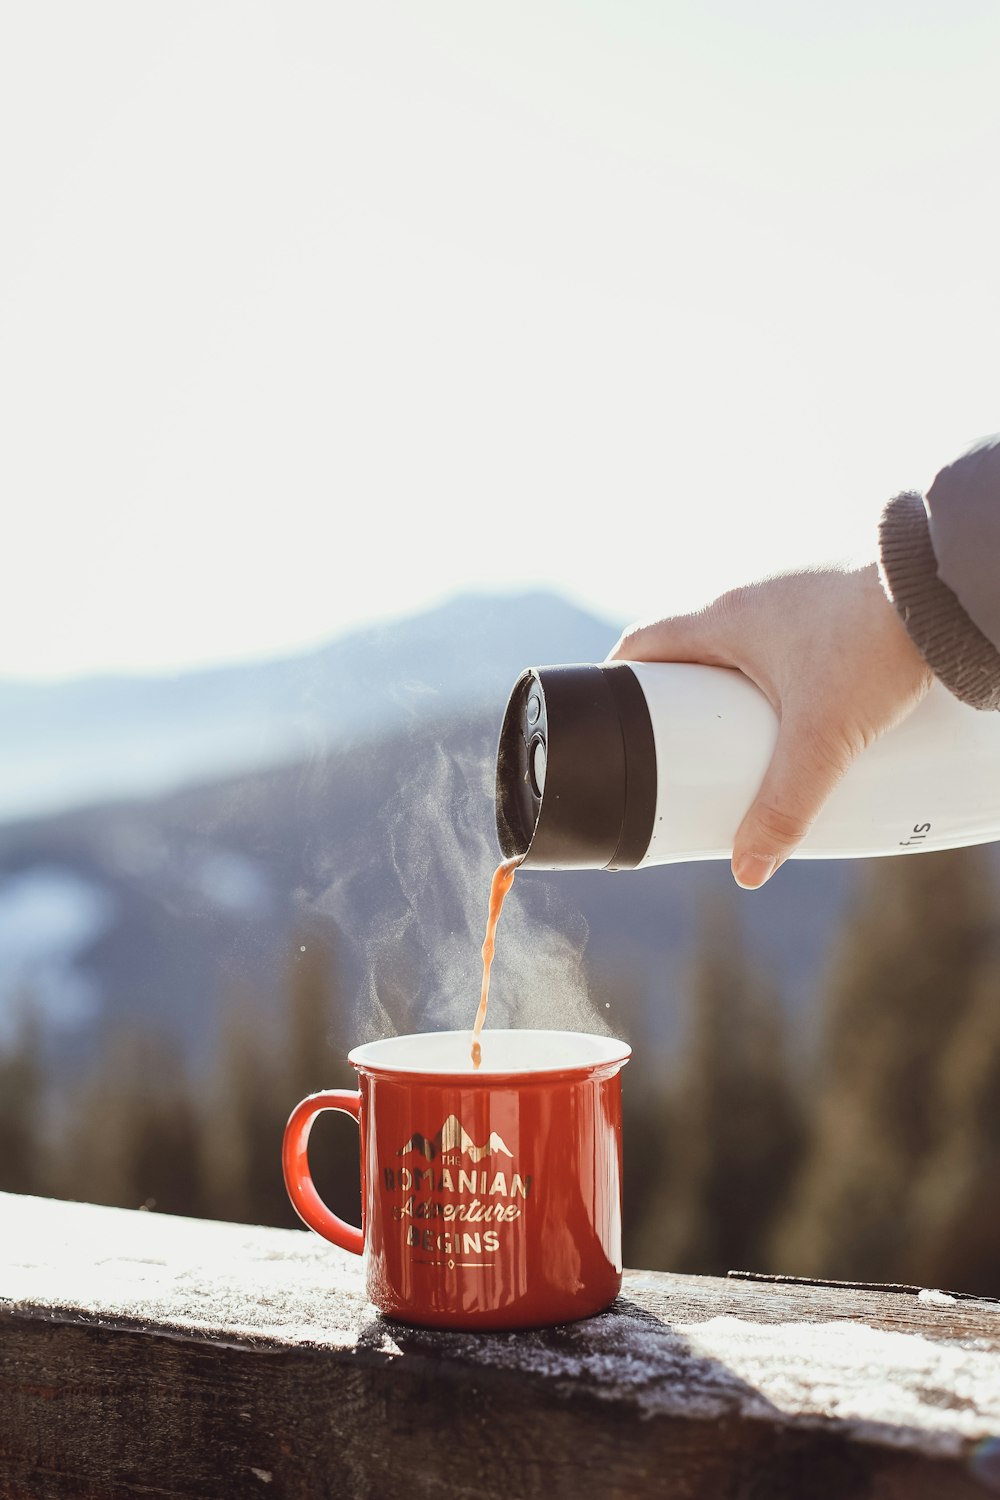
[282,1029,630,1330]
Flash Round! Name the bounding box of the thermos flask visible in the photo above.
[495,662,1000,870]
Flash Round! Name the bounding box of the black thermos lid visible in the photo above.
[495,663,657,871]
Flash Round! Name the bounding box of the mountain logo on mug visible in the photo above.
[397,1114,513,1162]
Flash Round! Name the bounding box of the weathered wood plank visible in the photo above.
[1,1193,999,1499]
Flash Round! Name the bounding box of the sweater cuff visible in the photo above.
[878,491,1000,711]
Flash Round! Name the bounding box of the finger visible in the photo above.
[606,609,733,667]
[731,716,862,889]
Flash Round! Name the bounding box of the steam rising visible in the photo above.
[309,730,608,1044]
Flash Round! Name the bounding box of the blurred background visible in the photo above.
[2,1,999,1295]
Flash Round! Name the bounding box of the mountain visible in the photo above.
[0,592,618,823]
[398,1117,514,1161]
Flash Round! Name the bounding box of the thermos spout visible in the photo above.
[495,664,657,871]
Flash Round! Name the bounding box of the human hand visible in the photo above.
[607,562,934,889]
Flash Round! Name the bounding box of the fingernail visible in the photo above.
[733,853,777,890]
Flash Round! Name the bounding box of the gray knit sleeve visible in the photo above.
[878,435,1000,711]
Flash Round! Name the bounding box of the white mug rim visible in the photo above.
[347,1028,631,1079]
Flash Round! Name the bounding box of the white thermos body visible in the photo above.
[494,662,1000,870]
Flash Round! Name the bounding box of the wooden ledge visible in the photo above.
[1,1192,999,1499]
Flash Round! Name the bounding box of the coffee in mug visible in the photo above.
[283,1028,630,1330]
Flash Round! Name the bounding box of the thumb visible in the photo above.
[607,609,732,668]
[731,714,861,889]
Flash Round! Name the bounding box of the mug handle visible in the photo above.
[282,1090,364,1256]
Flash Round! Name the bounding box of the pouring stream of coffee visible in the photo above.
[471,855,522,1068]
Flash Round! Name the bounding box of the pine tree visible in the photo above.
[905,956,1000,1296]
[641,893,802,1276]
[0,1009,45,1196]
[621,1064,681,1272]
[205,930,357,1231]
[55,1028,207,1218]
[202,993,282,1226]
[772,846,994,1281]
[278,933,359,1234]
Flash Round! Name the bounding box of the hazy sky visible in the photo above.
[3,1,998,678]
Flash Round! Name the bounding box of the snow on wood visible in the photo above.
[1,1192,999,1499]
